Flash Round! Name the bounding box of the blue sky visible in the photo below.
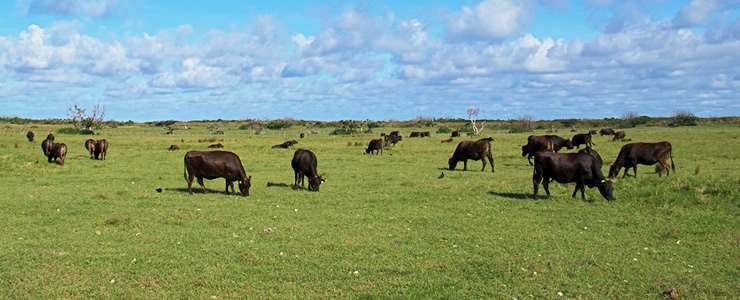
[1,0,738,122]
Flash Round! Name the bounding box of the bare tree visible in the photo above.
[517,115,535,130]
[467,108,486,135]
[67,104,105,130]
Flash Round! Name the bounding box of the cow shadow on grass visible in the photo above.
[267,182,303,190]
[169,187,246,195]
[488,191,533,200]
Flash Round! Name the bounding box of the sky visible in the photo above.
[0,0,738,122]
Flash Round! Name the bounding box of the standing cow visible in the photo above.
[533,152,614,201]
[365,139,384,155]
[448,137,495,172]
[571,133,594,149]
[184,150,252,196]
[85,139,96,159]
[292,149,324,191]
[609,142,675,178]
[26,131,34,142]
[521,135,573,165]
[46,143,68,166]
[94,139,108,160]
[612,130,626,141]
[600,128,616,136]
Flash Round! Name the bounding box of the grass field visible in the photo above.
[0,124,738,298]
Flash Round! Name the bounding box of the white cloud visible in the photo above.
[446,0,534,41]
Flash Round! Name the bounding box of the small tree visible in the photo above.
[467,108,486,135]
[670,110,698,127]
[517,115,535,130]
[67,104,105,130]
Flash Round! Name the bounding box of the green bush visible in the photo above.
[508,128,533,134]
[670,111,698,127]
[329,128,356,135]
[436,127,452,133]
[266,119,292,130]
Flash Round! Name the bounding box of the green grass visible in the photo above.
[0,125,738,298]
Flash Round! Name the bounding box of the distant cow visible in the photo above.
[94,139,108,160]
[46,133,55,142]
[589,129,598,135]
[42,138,54,157]
[169,145,180,151]
[448,137,494,172]
[521,135,573,165]
[85,139,96,159]
[389,131,399,136]
[365,139,384,155]
[272,140,298,149]
[208,143,224,149]
[533,152,614,201]
[409,132,422,138]
[571,133,594,149]
[608,142,675,178]
[26,131,34,142]
[612,130,626,141]
[441,138,453,143]
[48,143,68,166]
[578,147,602,167]
[292,149,324,191]
[183,150,252,196]
[300,133,305,139]
[600,128,615,136]
[451,130,460,137]
[422,131,431,137]
[384,134,402,146]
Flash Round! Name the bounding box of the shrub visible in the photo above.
[508,128,533,134]
[266,119,292,130]
[330,128,356,135]
[436,127,452,134]
[670,111,698,127]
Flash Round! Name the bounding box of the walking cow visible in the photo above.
[94,139,108,160]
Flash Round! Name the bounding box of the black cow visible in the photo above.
[448,137,494,172]
[169,145,180,151]
[389,131,400,136]
[48,143,68,166]
[42,138,54,157]
[600,128,615,136]
[612,130,626,141]
[533,152,614,201]
[589,129,598,135]
[365,139,384,155]
[451,130,460,137]
[384,134,402,146]
[94,139,108,160]
[46,133,55,141]
[292,149,324,191]
[272,140,298,149]
[578,147,602,167]
[183,150,252,196]
[441,138,453,143]
[208,143,224,148]
[409,132,422,138]
[26,131,34,142]
[608,142,675,178]
[422,131,431,137]
[300,133,305,139]
[85,139,96,159]
[571,133,594,149]
[521,135,573,165]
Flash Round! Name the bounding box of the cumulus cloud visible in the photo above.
[25,0,121,18]
[446,0,535,41]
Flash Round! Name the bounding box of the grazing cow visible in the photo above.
[578,147,602,167]
[608,142,675,178]
[571,133,594,149]
[521,135,573,165]
[365,139,384,155]
[272,140,299,149]
[589,129,598,135]
[389,131,399,136]
[94,139,108,160]
[26,131,34,142]
[441,138,453,143]
[183,150,252,196]
[384,134,402,146]
[85,139,96,159]
[300,133,305,139]
[208,143,224,149]
[451,130,460,137]
[48,143,68,166]
[41,138,54,157]
[409,131,422,138]
[292,149,324,191]
[600,128,616,136]
[169,145,180,151]
[448,137,495,172]
[612,130,626,141]
[422,131,431,137]
[533,152,614,201]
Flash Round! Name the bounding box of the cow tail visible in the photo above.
[183,159,190,184]
[670,148,676,173]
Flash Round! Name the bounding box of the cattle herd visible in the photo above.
[25,126,673,200]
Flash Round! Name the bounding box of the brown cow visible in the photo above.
[533,152,614,201]
[184,150,252,196]
[169,145,180,151]
[612,130,626,141]
[441,138,453,143]
[42,138,53,157]
[571,133,593,149]
[600,128,615,136]
[292,149,324,191]
[85,139,96,159]
[49,143,68,166]
[609,142,675,178]
[272,140,299,149]
[448,137,494,172]
[422,131,431,137]
[451,130,460,137]
[300,133,305,139]
[94,139,108,160]
[521,135,573,165]
[26,131,34,142]
[409,131,422,138]
[365,139,384,155]
[208,143,224,149]
[384,134,402,146]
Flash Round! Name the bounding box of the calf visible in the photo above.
[448,137,495,172]
[94,139,108,160]
[609,142,675,178]
[365,139,384,155]
[26,131,34,142]
[85,139,96,159]
[184,150,252,196]
[208,143,224,149]
[612,130,626,141]
[384,134,402,146]
[521,135,573,165]
[48,143,68,166]
[600,128,615,136]
[571,133,594,149]
[272,140,299,149]
[533,152,614,201]
[292,149,324,191]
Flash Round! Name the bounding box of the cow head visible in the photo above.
[597,179,615,201]
[608,163,619,178]
[308,175,324,191]
[564,139,574,150]
[520,145,528,157]
[238,176,252,196]
[448,157,458,170]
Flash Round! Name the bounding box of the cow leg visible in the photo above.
[187,173,195,194]
[528,155,533,166]
[542,177,551,197]
[463,160,468,171]
[294,171,299,186]
[197,177,207,193]
[532,173,542,199]
[488,153,495,172]
[480,159,486,171]
[632,165,638,177]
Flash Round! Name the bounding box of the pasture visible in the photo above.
[0,124,738,298]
